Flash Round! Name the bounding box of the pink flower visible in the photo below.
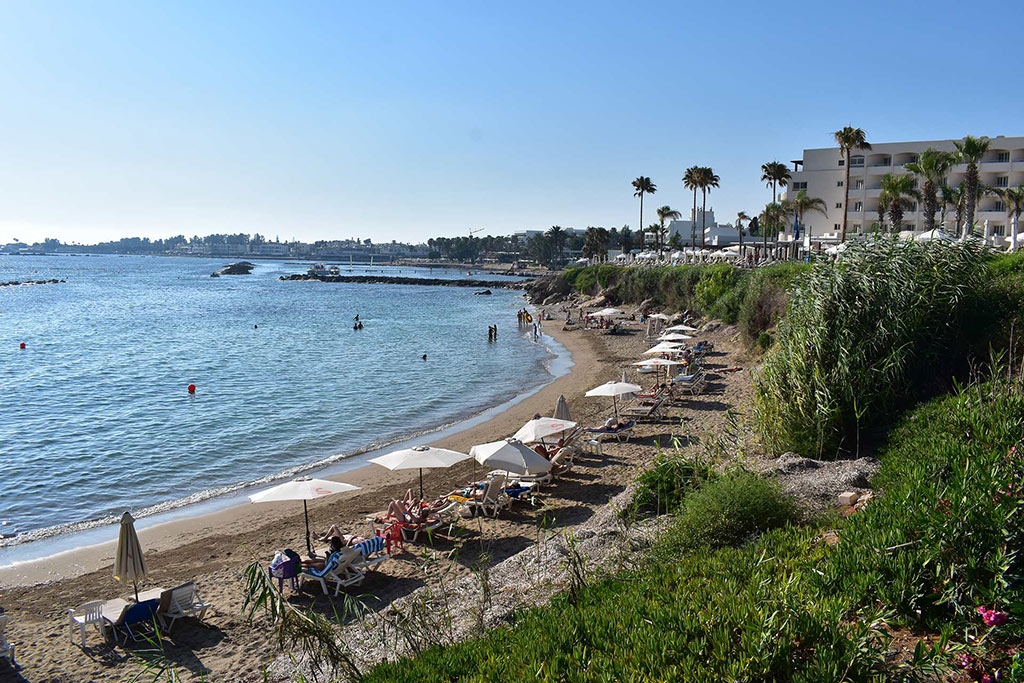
[981,674,992,683]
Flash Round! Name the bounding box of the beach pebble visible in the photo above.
[838,491,860,506]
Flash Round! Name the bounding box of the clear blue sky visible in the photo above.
[0,1,1019,245]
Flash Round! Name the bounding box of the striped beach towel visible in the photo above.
[354,535,385,558]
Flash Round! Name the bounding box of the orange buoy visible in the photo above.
[19,342,25,350]
[187,384,196,394]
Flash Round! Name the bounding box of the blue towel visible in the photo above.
[355,535,385,557]
[307,551,341,578]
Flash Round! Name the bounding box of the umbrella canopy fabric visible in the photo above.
[633,358,683,368]
[643,342,684,355]
[915,228,954,242]
[666,324,698,332]
[513,417,578,443]
[470,438,552,476]
[552,394,571,421]
[585,381,643,397]
[249,476,360,554]
[114,511,147,600]
[658,333,693,341]
[248,477,359,503]
[591,307,625,317]
[369,446,469,472]
[647,313,672,321]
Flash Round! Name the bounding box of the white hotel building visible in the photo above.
[782,135,1024,240]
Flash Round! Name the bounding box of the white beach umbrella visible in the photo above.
[470,438,552,476]
[592,307,625,317]
[370,445,470,500]
[915,229,953,242]
[634,357,684,384]
[647,313,672,321]
[513,417,577,444]
[585,380,643,419]
[114,511,147,601]
[658,333,693,342]
[666,324,698,332]
[552,394,571,421]
[897,230,917,241]
[249,476,361,554]
[644,341,684,355]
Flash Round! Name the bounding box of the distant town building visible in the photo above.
[784,135,1024,239]
[659,209,740,247]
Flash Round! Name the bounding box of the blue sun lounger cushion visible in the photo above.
[306,551,341,579]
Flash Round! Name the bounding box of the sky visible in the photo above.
[0,0,1021,245]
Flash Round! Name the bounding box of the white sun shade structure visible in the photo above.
[591,307,625,317]
[585,380,643,419]
[647,313,672,321]
[666,324,698,332]
[513,417,577,444]
[915,228,954,242]
[370,445,470,500]
[644,341,684,355]
[633,357,684,384]
[249,476,360,554]
[470,438,551,476]
[114,511,147,602]
[658,333,693,342]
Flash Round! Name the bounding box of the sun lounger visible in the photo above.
[301,548,364,596]
[623,397,667,421]
[139,583,210,632]
[69,600,110,648]
[352,534,390,573]
[103,598,159,645]
[392,501,461,542]
[463,473,510,517]
[0,615,15,665]
[586,420,635,442]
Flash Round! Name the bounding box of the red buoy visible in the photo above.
[187,384,196,394]
[19,342,25,350]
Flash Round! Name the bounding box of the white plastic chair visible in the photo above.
[0,615,15,665]
[160,583,211,632]
[68,600,106,648]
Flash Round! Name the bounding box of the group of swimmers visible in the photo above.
[353,314,364,331]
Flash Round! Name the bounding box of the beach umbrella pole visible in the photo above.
[419,468,424,501]
[303,500,312,555]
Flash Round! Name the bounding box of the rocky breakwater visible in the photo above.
[211,261,255,277]
[279,273,530,290]
[0,278,65,287]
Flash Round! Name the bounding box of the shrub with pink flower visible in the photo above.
[976,605,1009,627]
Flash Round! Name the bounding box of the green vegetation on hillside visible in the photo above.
[755,239,1012,458]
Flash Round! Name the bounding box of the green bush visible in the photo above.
[737,262,809,343]
[662,471,798,553]
[628,448,715,517]
[757,331,773,351]
[755,238,1002,457]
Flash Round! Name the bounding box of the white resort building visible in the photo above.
[783,135,1024,241]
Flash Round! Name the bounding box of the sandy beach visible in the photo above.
[0,314,754,682]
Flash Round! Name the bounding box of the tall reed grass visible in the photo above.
[755,238,1001,457]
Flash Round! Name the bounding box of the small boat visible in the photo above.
[308,263,340,276]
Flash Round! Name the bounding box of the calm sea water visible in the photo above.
[0,255,552,548]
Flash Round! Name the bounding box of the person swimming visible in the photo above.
[421,354,427,361]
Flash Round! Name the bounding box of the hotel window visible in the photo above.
[838,159,845,167]
[850,156,865,167]
[997,176,1009,187]
[834,223,841,230]
[854,179,864,189]
[835,202,843,209]
[997,152,1010,163]
[853,201,863,212]
[908,203,917,212]
[994,225,1006,236]
[995,201,1006,212]
[836,180,844,187]
[792,181,807,190]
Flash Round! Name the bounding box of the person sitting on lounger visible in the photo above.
[317,526,368,545]
[302,536,345,569]
[603,417,627,430]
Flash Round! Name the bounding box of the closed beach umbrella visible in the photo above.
[114,511,147,601]
[249,476,360,554]
[369,445,470,500]
[552,394,571,421]
[470,438,551,476]
[585,380,643,420]
[513,417,577,444]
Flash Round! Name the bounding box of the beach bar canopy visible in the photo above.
[249,476,360,554]
[470,438,551,476]
[370,446,470,501]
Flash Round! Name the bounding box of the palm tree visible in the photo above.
[833,126,871,243]
[992,186,1024,250]
[545,226,567,264]
[695,167,720,249]
[656,206,682,251]
[632,177,657,246]
[905,148,954,233]
[783,190,828,238]
[735,210,750,251]
[953,135,990,237]
[940,183,966,234]
[759,202,786,254]
[760,161,791,204]
[880,174,920,233]
[682,166,700,247]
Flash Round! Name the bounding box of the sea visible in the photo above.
[0,254,563,564]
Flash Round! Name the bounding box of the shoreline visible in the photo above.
[0,318,579,587]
